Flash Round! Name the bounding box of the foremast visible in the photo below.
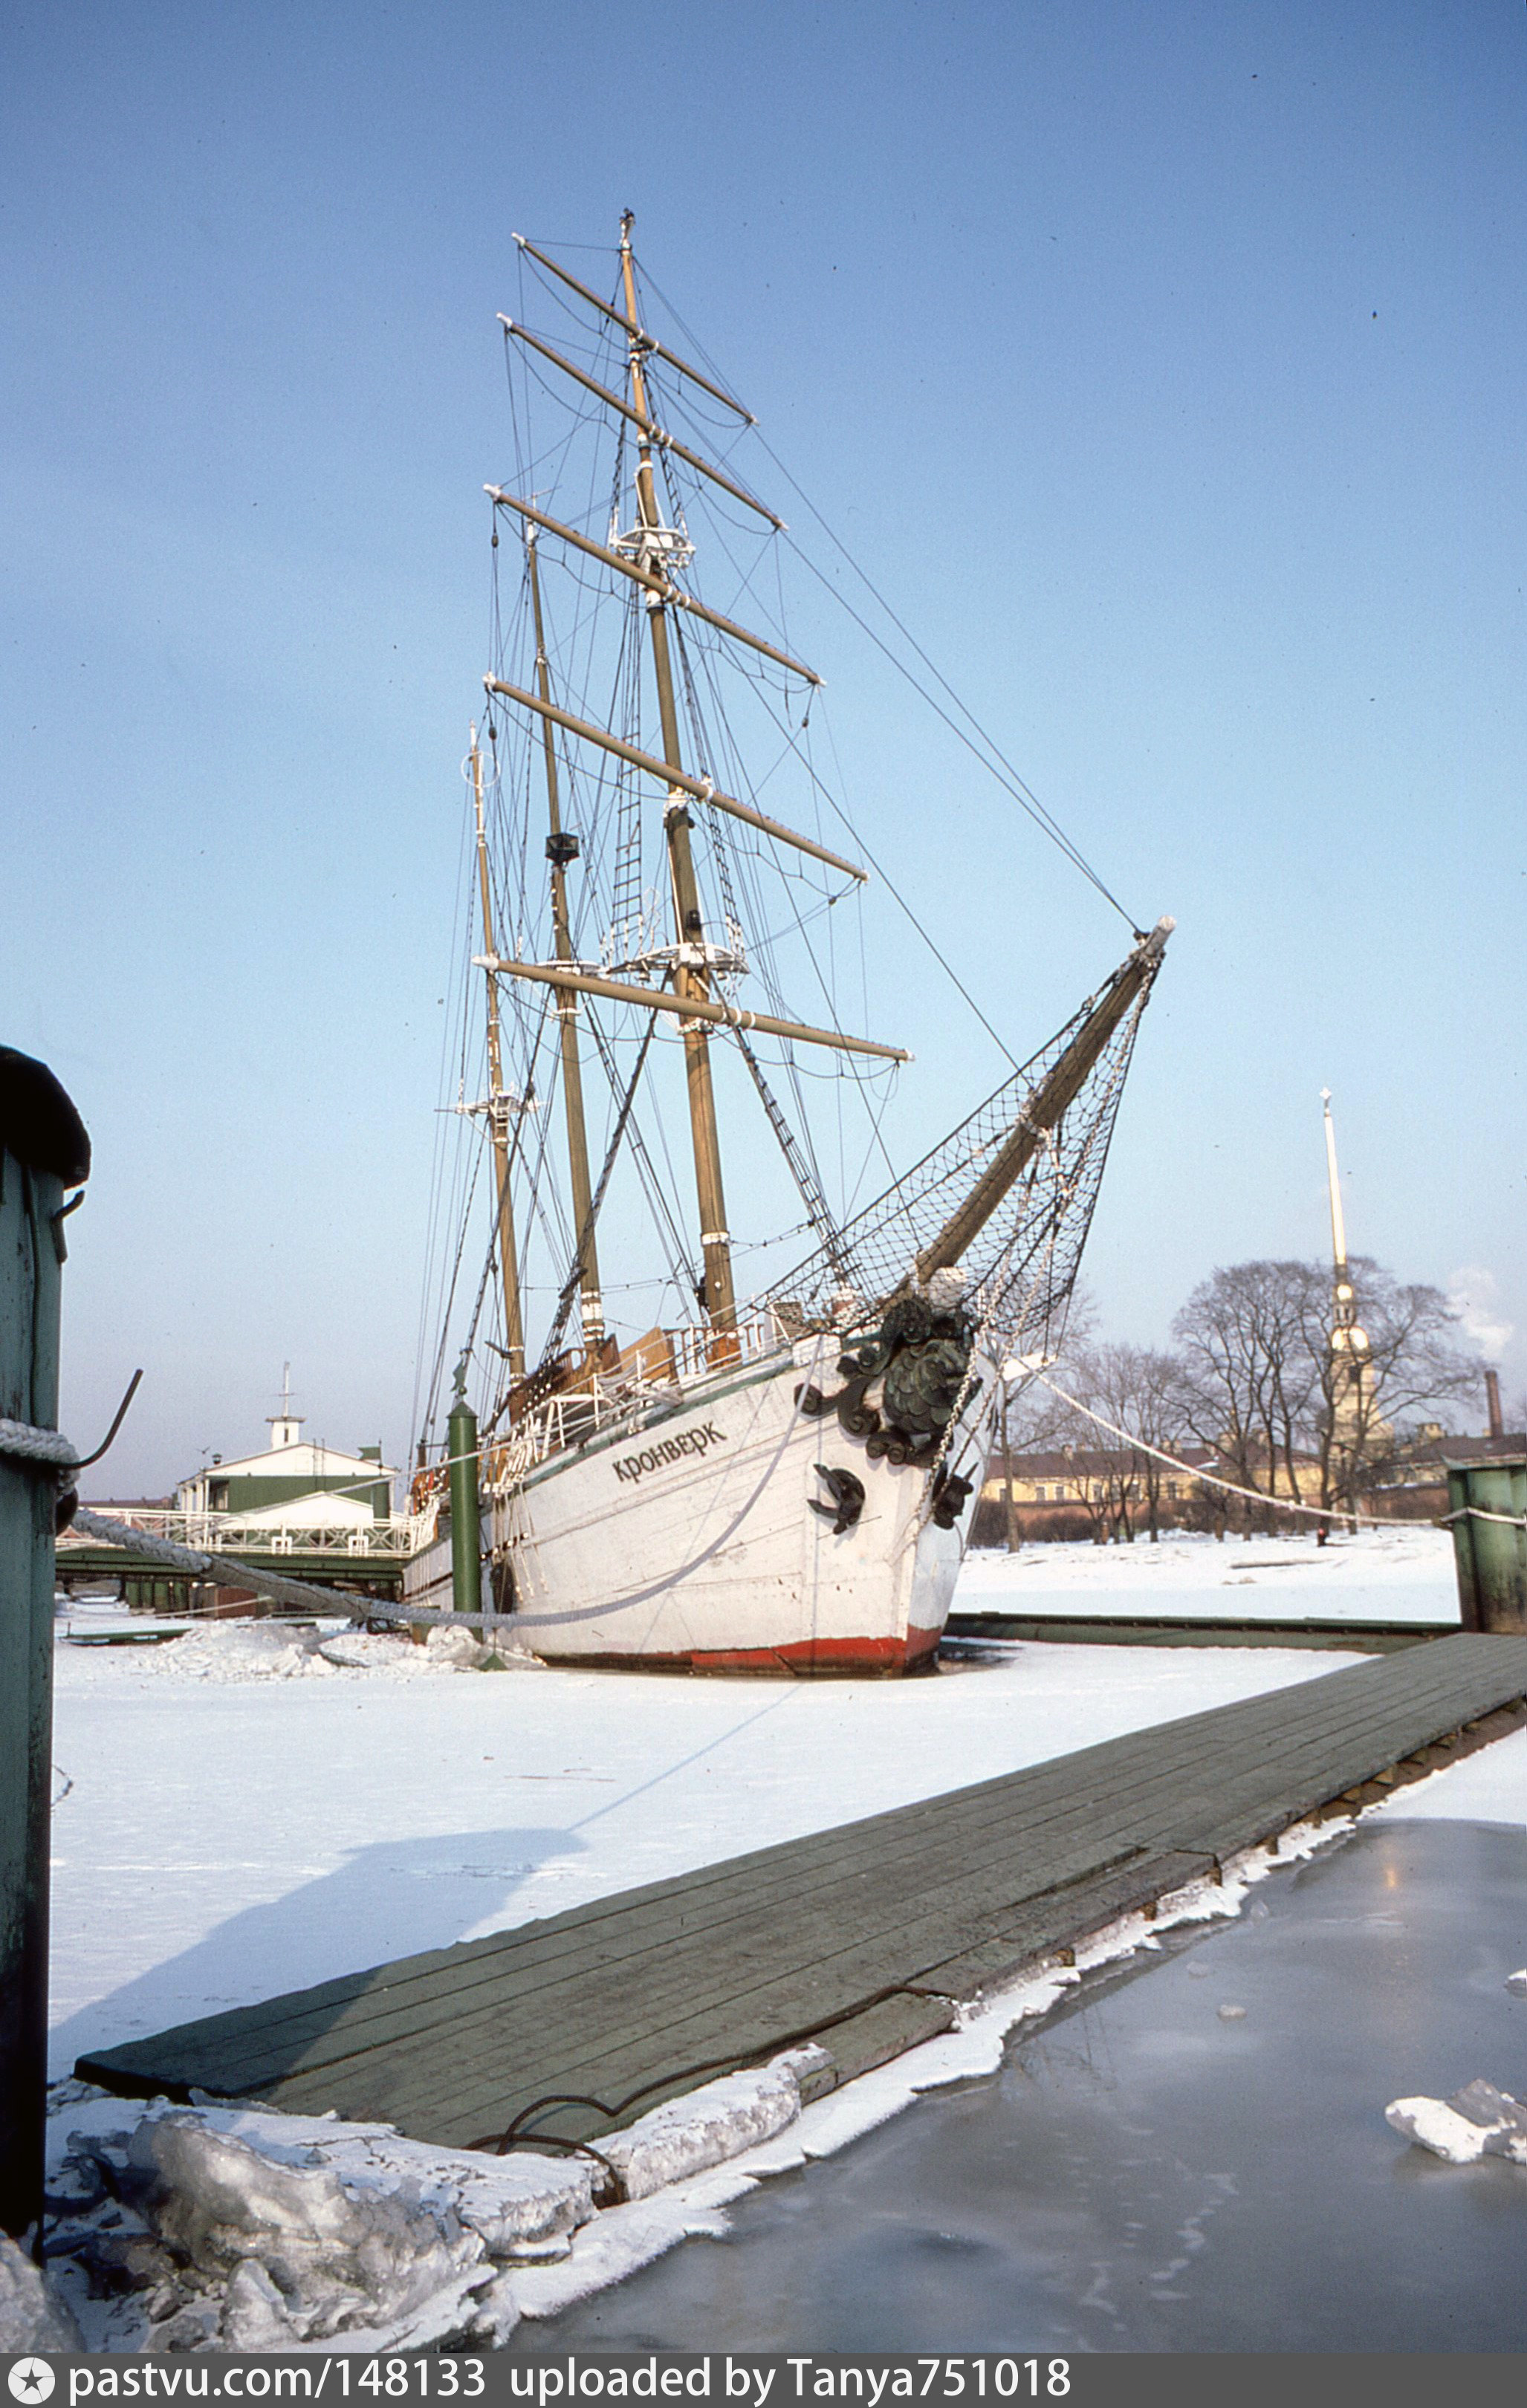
[526,531,604,1355]
[468,730,526,1376]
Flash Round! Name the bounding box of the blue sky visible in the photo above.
[6,0,1523,1491]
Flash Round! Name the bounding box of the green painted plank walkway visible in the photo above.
[77,1632,1527,2154]
[944,1610,1456,1652]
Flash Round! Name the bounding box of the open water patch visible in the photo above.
[510,1820,1527,2353]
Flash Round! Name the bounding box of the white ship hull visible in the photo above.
[403,1338,992,1675]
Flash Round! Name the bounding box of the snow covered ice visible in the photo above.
[45,1524,1518,2350]
[956,1520,1457,1623]
[51,1536,1424,2068]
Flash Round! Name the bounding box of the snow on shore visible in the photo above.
[50,1641,1357,2072]
[959,1522,1458,1623]
[48,1529,1468,2072]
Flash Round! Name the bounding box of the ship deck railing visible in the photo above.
[485,1311,793,1487]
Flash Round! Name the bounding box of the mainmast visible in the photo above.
[525,531,605,1355]
[618,210,736,1333]
[488,221,905,1333]
[469,730,526,1377]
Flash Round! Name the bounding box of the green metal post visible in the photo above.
[1445,1454,1527,1633]
[447,1363,482,1622]
[1,1051,90,2245]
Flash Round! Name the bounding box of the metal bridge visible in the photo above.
[56,1511,429,1608]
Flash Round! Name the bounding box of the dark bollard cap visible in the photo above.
[0,1048,91,1184]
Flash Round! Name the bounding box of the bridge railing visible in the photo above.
[59,1511,433,1559]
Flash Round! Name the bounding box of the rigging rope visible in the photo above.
[538,1015,658,1369]
[750,681,1027,1075]
[629,248,1141,930]
[730,1028,851,1279]
[584,1015,701,1306]
[770,496,1138,930]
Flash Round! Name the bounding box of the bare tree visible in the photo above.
[1002,1337,1190,1543]
[1176,1256,1484,1522]
[988,1294,1118,1542]
[996,1378,1023,1552]
[992,1290,1100,1545]
[995,1256,1483,1550]
[1172,1262,1323,1531]
[1125,1346,1195,1541]
[1067,1342,1190,1541]
[1286,1257,1483,1510]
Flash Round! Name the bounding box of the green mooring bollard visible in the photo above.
[447,1373,482,1623]
[1445,1454,1527,1633]
[1,1050,90,2245]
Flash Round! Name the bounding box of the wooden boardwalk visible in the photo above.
[79,1632,1527,2155]
[945,1610,1456,1652]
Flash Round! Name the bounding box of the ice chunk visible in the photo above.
[601,2048,827,2204]
[56,2100,569,2346]
[125,2112,482,2341]
[305,2124,594,2252]
[0,2231,85,2351]
[423,1624,487,1668]
[1450,2080,1527,2164]
[1506,1967,1527,1999]
[1386,2096,1493,2162]
[1387,2080,1527,2165]
[220,2258,300,2349]
[419,1624,541,1672]
[1217,2003,1248,2021]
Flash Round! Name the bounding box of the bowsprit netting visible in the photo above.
[765,940,1163,1363]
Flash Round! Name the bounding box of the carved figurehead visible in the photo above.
[801,1263,978,1469]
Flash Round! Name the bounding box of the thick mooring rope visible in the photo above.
[0,1417,79,1470]
[1028,1375,1527,1532]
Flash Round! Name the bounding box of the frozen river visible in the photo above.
[510,1818,1527,2354]
[52,1522,1520,2349]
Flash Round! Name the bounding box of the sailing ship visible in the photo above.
[403,216,1171,1673]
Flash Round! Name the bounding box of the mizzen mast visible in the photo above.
[617,207,736,1334]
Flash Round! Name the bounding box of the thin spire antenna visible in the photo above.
[1320,1088,1348,1272]
[1320,1089,1370,1492]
